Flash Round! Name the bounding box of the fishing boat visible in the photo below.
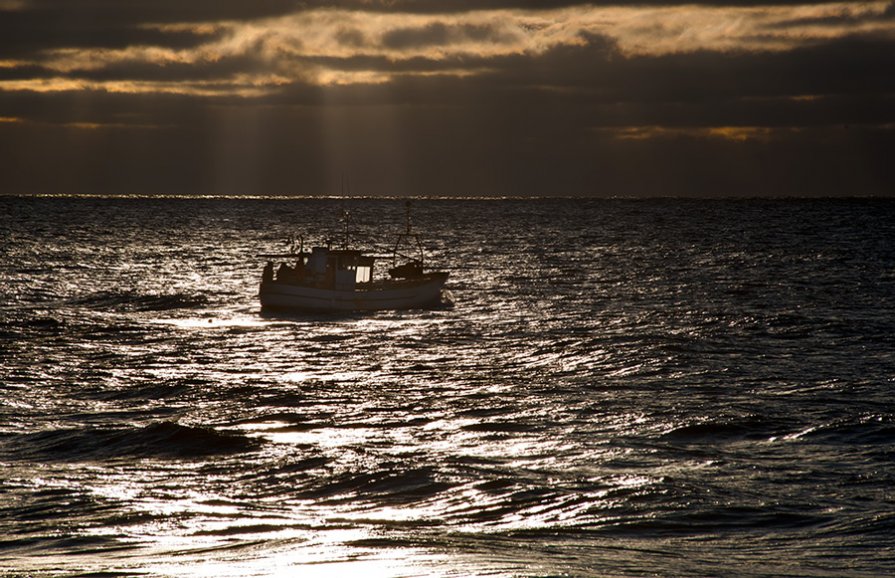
[258,204,450,312]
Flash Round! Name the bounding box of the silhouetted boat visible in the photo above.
[258,204,449,312]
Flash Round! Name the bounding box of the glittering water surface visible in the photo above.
[2,197,895,577]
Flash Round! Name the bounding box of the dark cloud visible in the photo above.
[517,33,895,103]
[0,0,299,61]
[0,9,221,57]
[3,28,894,196]
[1,1,894,196]
[2,89,890,196]
[382,22,516,50]
[292,32,895,124]
[13,0,303,24]
[64,56,275,84]
[0,64,51,81]
[334,26,369,49]
[291,0,892,14]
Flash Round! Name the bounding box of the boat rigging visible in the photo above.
[258,202,450,312]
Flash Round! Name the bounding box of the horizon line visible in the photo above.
[2,192,892,201]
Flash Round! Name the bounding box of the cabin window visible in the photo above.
[356,266,371,284]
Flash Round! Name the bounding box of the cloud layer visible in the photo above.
[1,0,893,195]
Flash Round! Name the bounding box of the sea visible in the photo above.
[1,196,894,578]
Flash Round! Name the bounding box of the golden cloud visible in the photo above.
[611,125,786,142]
[1,2,891,94]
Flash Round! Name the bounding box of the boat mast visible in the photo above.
[392,200,425,268]
[341,209,353,249]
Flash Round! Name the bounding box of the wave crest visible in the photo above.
[14,422,257,461]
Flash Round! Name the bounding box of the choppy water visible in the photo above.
[2,196,894,577]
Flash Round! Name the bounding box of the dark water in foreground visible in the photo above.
[1,196,894,577]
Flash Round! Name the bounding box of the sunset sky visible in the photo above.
[1,0,893,196]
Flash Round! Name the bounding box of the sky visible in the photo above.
[1,0,893,196]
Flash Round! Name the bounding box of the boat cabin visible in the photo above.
[266,247,375,291]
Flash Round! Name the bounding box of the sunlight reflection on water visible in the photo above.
[4,198,895,577]
[150,316,274,329]
[144,545,470,578]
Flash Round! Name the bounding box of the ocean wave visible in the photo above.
[661,416,781,442]
[297,466,452,504]
[0,316,66,338]
[591,506,831,537]
[85,381,193,402]
[794,415,895,444]
[71,290,209,312]
[460,421,542,433]
[11,422,257,461]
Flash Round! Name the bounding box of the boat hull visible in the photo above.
[259,272,449,312]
